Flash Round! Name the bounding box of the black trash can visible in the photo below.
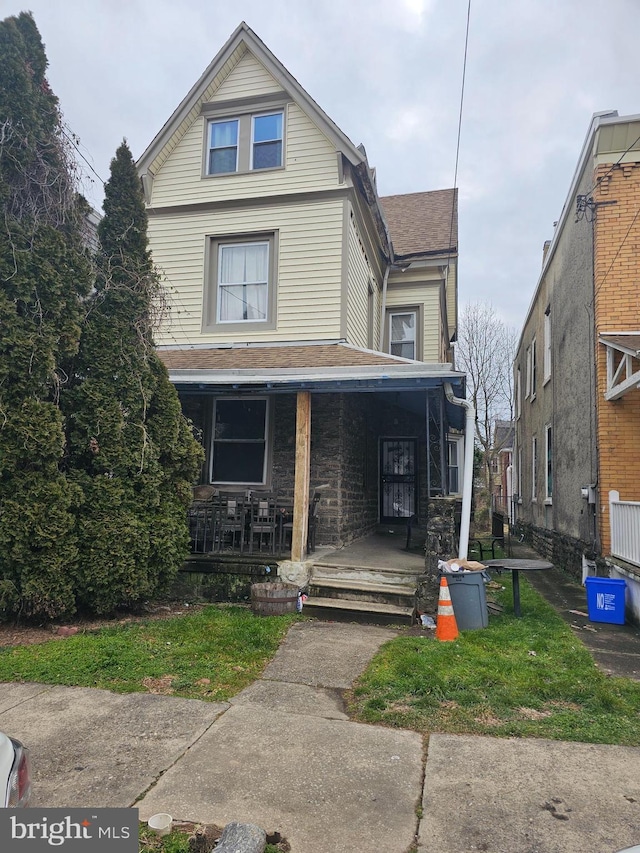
[441,571,488,630]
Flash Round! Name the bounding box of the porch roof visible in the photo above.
[157,341,465,395]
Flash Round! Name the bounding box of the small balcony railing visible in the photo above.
[609,490,640,568]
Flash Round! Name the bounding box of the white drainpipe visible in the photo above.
[444,383,475,560]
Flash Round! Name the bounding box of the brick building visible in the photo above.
[514,111,640,624]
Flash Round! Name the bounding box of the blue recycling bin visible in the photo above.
[584,576,626,625]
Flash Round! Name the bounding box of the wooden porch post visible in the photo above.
[291,391,311,562]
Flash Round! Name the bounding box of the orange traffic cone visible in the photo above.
[435,576,459,642]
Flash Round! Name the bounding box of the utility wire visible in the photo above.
[60,123,106,188]
[585,130,640,198]
[593,201,640,302]
[447,0,472,267]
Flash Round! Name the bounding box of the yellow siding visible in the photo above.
[210,51,282,100]
[150,63,340,208]
[386,272,442,362]
[150,198,344,346]
[346,208,378,348]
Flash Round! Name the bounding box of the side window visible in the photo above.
[389,311,417,359]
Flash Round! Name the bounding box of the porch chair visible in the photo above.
[250,495,278,553]
[214,495,248,553]
[188,486,218,553]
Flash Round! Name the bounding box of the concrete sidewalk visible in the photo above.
[0,617,638,852]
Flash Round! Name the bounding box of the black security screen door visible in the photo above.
[380,439,417,523]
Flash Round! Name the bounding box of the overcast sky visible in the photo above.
[7,0,640,330]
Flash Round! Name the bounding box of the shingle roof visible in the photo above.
[379,189,457,259]
[158,342,414,371]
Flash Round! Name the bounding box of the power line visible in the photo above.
[447,0,471,265]
[60,123,106,188]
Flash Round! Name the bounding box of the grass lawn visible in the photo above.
[349,575,640,746]
[0,605,299,702]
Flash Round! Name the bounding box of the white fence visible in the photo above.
[609,490,640,568]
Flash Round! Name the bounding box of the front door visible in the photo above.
[380,438,417,523]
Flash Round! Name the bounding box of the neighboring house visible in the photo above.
[514,110,640,623]
[137,22,467,562]
[491,420,514,522]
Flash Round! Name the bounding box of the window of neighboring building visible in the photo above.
[545,424,553,500]
[531,435,538,501]
[516,367,522,418]
[517,447,522,501]
[447,437,464,495]
[204,233,278,332]
[389,311,417,359]
[251,113,283,170]
[530,338,537,399]
[208,119,239,174]
[206,109,284,176]
[544,308,551,382]
[211,398,270,485]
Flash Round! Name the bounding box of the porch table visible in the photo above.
[483,558,553,617]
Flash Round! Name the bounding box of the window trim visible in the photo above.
[203,232,278,333]
[385,305,422,360]
[210,396,272,487]
[531,435,538,502]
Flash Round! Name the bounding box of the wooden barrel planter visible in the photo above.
[251,582,298,616]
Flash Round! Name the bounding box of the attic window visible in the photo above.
[208,120,239,174]
[206,110,284,176]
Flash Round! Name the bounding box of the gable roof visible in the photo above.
[380,189,457,259]
[137,21,368,179]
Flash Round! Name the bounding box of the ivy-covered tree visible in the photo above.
[66,141,202,614]
[0,13,91,619]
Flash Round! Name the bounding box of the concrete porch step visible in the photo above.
[311,562,423,587]
[309,577,416,609]
[303,595,414,626]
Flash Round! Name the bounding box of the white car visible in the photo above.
[0,733,31,807]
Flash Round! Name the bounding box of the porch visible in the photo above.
[607,490,640,625]
[161,342,467,574]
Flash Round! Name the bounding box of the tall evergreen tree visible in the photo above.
[66,141,202,614]
[0,13,91,618]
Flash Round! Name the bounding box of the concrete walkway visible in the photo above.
[0,611,638,851]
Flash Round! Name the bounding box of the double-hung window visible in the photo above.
[218,241,269,323]
[389,311,417,359]
[205,108,284,175]
[251,113,283,169]
[211,398,270,485]
[208,120,239,174]
[205,232,278,332]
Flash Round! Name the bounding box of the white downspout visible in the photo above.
[444,383,475,559]
[378,265,391,350]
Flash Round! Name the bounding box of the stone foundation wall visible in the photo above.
[518,521,603,580]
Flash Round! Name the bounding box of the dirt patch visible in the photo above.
[0,602,205,649]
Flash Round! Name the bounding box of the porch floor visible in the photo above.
[311,528,425,573]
